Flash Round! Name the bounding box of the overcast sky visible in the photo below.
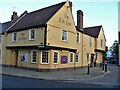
[0,0,119,48]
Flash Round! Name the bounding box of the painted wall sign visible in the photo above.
[18,33,27,40]
[59,18,71,26]
[61,56,68,64]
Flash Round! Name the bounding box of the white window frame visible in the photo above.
[101,39,103,47]
[31,50,37,63]
[70,52,74,63]
[53,51,59,64]
[75,52,79,63]
[62,30,68,41]
[29,29,36,40]
[41,51,50,64]
[87,53,89,61]
[12,32,17,42]
[89,37,92,46]
[77,33,80,43]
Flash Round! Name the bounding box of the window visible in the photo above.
[53,52,58,64]
[89,37,92,46]
[62,30,67,41]
[42,51,49,64]
[75,53,79,62]
[29,29,35,40]
[95,52,98,60]
[12,32,17,42]
[0,35,2,43]
[87,53,89,61]
[77,33,80,43]
[31,50,37,63]
[101,39,103,47]
[70,53,74,63]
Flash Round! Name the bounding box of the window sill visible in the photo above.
[29,39,35,41]
[12,41,16,43]
[77,42,80,44]
[62,40,68,43]
[53,63,58,64]
[31,62,37,64]
[41,63,49,64]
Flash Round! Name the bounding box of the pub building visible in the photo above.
[0,1,106,71]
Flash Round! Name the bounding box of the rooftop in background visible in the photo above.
[83,25,102,38]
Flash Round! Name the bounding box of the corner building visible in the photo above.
[1,1,106,71]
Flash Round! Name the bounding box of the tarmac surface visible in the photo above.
[1,63,120,86]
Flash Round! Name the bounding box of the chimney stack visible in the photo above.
[11,11,18,21]
[77,10,83,29]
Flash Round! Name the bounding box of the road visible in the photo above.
[2,75,118,88]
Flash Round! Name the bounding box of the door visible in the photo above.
[15,50,18,68]
[90,54,94,67]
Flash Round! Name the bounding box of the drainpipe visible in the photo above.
[82,32,84,67]
[44,25,47,47]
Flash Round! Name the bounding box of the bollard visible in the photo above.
[102,63,104,70]
[105,62,107,72]
[100,63,102,68]
[87,64,90,75]
[94,61,96,67]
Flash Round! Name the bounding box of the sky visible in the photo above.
[0,0,119,48]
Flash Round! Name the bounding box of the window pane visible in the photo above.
[77,33,79,42]
[89,37,92,46]
[31,30,35,39]
[70,53,73,62]
[32,51,37,63]
[87,54,89,61]
[13,33,17,41]
[42,51,49,63]
[101,40,103,47]
[75,53,79,62]
[54,52,58,63]
[62,30,67,41]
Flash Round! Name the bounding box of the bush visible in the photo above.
[107,59,116,64]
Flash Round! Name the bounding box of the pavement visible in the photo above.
[1,64,119,84]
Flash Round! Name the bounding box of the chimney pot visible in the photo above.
[11,11,18,21]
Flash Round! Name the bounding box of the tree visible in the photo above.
[110,40,118,60]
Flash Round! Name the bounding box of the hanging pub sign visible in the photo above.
[61,56,68,64]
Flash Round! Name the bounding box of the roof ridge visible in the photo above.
[6,13,27,33]
[84,25,102,29]
[6,1,66,32]
[28,2,66,14]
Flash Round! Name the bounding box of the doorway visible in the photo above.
[15,50,18,68]
[90,54,94,67]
